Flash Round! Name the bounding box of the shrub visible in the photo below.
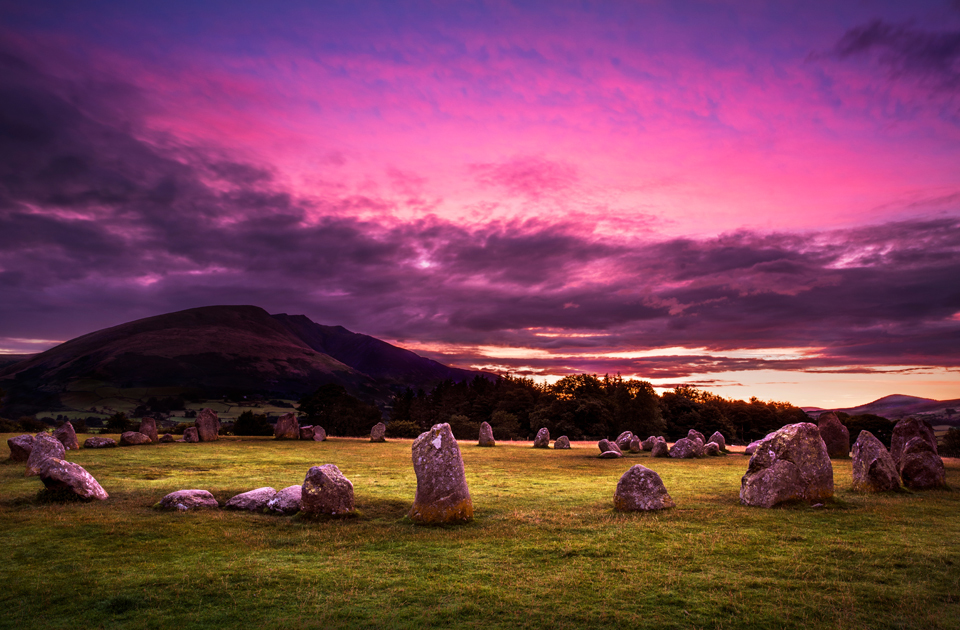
[18,416,48,432]
[941,427,960,458]
[0,417,18,432]
[448,414,479,440]
[70,418,88,434]
[234,411,273,436]
[385,420,422,438]
[105,412,131,433]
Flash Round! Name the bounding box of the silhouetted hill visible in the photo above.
[803,394,960,421]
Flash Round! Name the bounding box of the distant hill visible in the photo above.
[0,305,487,416]
[803,394,960,423]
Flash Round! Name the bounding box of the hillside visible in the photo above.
[803,394,960,423]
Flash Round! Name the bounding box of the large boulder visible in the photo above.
[640,436,657,451]
[614,465,675,511]
[615,431,634,451]
[138,417,159,444]
[899,437,946,490]
[299,425,315,440]
[554,435,571,449]
[851,431,900,492]
[709,431,726,451]
[183,427,200,443]
[370,422,386,443]
[478,421,495,447]
[669,437,699,459]
[120,431,151,446]
[312,426,327,441]
[409,423,473,524]
[629,436,642,453]
[687,429,705,444]
[7,434,35,462]
[651,438,669,458]
[157,489,218,511]
[533,427,550,448]
[53,422,79,450]
[26,433,66,477]
[225,487,277,511]
[890,417,938,467]
[266,485,303,515]
[740,423,834,508]
[195,408,221,442]
[274,412,300,440]
[598,439,622,455]
[83,436,117,449]
[817,412,850,458]
[37,458,109,501]
[301,465,354,516]
[704,442,721,456]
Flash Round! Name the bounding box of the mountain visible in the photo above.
[803,394,960,422]
[0,305,486,416]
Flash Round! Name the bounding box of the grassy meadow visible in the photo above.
[1,434,958,630]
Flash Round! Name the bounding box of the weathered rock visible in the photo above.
[651,438,669,458]
[37,458,108,500]
[120,431,151,446]
[554,435,571,449]
[615,431,634,450]
[629,436,642,453]
[687,429,705,444]
[138,417,158,444]
[301,465,355,516]
[709,431,726,451]
[53,422,79,450]
[157,489,218,511]
[274,412,300,440]
[614,465,676,511]
[312,426,327,441]
[299,425,315,440]
[744,439,763,455]
[704,442,721,456]
[478,421,496,447]
[195,408,220,442]
[640,436,657,451]
[409,423,473,524]
[266,485,303,515]
[890,417,938,467]
[690,435,705,457]
[183,427,200,443]
[83,436,117,448]
[669,437,699,459]
[899,436,946,490]
[7,434,34,461]
[740,422,834,508]
[533,427,550,448]
[370,422,386,442]
[598,450,623,458]
[851,430,900,492]
[225,487,277,511]
[26,433,66,477]
[817,412,850,458]
[598,439,622,455]
[159,434,175,443]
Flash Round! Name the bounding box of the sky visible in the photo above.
[1,0,959,408]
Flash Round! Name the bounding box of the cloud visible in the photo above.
[469,156,578,198]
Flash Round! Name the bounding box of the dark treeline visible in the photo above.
[388,374,811,444]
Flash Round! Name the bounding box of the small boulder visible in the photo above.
[640,436,657,451]
[899,436,946,490]
[533,427,550,448]
[629,436,642,453]
[370,422,386,443]
[651,438,669,458]
[138,417,159,444]
[704,442,721,456]
[225,487,277,511]
[301,465,354,516]
[554,435,571,449]
[687,429,705,444]
[669,437,699,459]
[299,425,315,440]
[120,431,151,446]
[37,458,109,501]
[740,422,834,508]
[598,450,623,459]
[598,439,622,455]
[7,434,35,462]
[312,426,327,441]
[709,431,726,451]
[615,431,634,451]
[409,423,473,524]
[275,412,300,440]
[183,427,200,443]
[158,434,175,443]
[266,485,303,515]
[478,421,495,447]
[614,464,675,511]
[817,412,850,458]
[26,433,66,477]
[83,436,117,449]
[890,417,938,467]
[195,408,221,442]
[157,489,219,511]
[851,430,900,492]
[53,422,79,450]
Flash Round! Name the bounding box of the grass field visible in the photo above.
[1,434,958,629]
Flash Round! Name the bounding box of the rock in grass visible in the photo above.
[899,437,946,490]
[157,489,218,511]
[554,435,571,449]
[312,426,327,442]
[159,434,175,443]
[890,417,938,468]
[409,423,473,524]
[37,458,108,501]
[120,431,151,446]
[533,427,550,448]
[614,465,675,511]
[629,436,642,453]
[370,422,387,443]
[851,431,900,492]
[817,412,850,458]
[615,431,634,451]
[704,442,721,456]
[669,437,699,459]
[651,438,669,458]
[26,433,66,477]
[640,436,657,451]
[598,450,622,459]
[195,408,221,442]
[53,422,79,450]
[687,429,705,444]
[183,427,200,443]
[301,465,354,516]
[266,485,302,515]
[709,432,726,451]
[598,439,621,455]
[225,487,277,511]
[83,436,117,448]
[739,422,834,508]
[299,425,315,440]
[139,417,159,444]
[275,412,300,440]
[479,421,496,447]
[7,434,35,462]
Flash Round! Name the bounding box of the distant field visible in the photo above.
[1,436,958,629]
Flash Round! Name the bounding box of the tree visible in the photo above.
[298,384,382,437]
[234,411,274,436]
[939,427,960,457]
[105,412,131,433]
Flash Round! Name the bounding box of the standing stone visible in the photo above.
[629,436,642,453]
[83,436,117,448]
[651,438,669,458]
[478,421,496,447]
[687,429,705,444]
[183,427,200,443]
[53,422,79,450]
[301,465,355,516]
[409,423,473,524]
[156,489,218,511]
[598,439,622,455]
[704,442,721,456]
[225,487,277,511]
[533,427,550,448]
[709,431,726,451]
[899,437,946,490]
[120,431,151,446]
[370,422,387,443]
[7,434,35,462]
[640,436,657,451]
[615,431,634,451]
[851,430,900,492]
[37,458,109,501]
[299,425,315,440]
[669,437,699,459]
[614,465,676,511]
[817,412,850,458]
[274,412,300,440]
[740,422,834,508]
[312,426,327,441]
[266,485,303,515]
[554,435,571,449]
[26,433,66,477]
[139,417,159,444]
[890,417,938,467]
[195,408,221,442]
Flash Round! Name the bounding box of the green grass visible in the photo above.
[1,435,958,629]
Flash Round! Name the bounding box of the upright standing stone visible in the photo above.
[195,408,220,442]
[138,417,158,444]
[709,431,726,451]
[651,438,669,458]
[669,438,699,459]
[817,412,850,458]
[26,433,66,477]
[274,412,300,440]
[409,423,473,524]
[851,430,900,492]
[554,435,571,449]
[687,429,705,444]
[299,425,315,440]
[301,465,355,516]
[312,426,327,441]
[704,442,721,456]
[899,437,946,490]
[614,465,676,511]
[182,427,200,443]
[640,436,657,451]
[740,423,834,508]
[7,434,35,462]
[533,427,550,448]
[890,417,938,467]
[479,421,496,447]
[37,458,109,501]
[615,431,634,451]
[370,422,386,442]
[598,439,622,455]
[53,422,79,450]
[629,436,642,453]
